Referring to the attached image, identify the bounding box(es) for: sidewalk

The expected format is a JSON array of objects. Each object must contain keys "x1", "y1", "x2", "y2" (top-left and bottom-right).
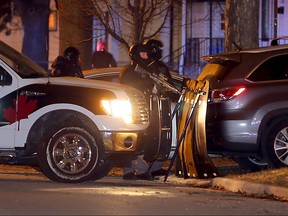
[{"x1": 160, "y1": 175, "x2": 288, "y2": 201}]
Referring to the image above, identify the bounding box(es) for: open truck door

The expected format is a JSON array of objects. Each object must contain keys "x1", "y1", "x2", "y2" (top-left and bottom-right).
[{"x1": 143, "y1": 95, "x2": 172, "y2": 162}]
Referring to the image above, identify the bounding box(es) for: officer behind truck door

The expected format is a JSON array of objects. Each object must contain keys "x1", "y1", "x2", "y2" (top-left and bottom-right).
[
  {"x1": 120, "y1": 41, "x2": 174, "y2": 180},
  {"x1": 120, "y1": 43, "x2": 167, "y2": 180}
]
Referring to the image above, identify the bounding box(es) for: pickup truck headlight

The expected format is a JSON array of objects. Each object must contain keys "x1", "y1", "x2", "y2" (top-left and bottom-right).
[{"x1": 101, "y1": 99, "x2": 133, "y2": 124}]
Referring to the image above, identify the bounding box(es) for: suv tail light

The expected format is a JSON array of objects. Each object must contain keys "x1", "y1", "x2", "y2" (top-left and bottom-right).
[{"x1": 210, "y1": 87, "x2": 246, "y2": 103}]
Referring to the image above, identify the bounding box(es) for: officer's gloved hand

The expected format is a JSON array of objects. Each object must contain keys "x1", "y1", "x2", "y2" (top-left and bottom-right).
[{"x1": 152, "y1": 84, "x2": 158, "y2": 94}]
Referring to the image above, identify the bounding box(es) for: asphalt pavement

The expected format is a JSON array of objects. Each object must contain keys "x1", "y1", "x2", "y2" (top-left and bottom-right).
[{"x1": 1, "y1": 161, "x2": 287, "y2": 202}]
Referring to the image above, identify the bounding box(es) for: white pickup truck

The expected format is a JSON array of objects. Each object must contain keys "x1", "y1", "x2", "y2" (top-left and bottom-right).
[{"x1": 0, "y1": 40, "x2": 150, "y2": 183}]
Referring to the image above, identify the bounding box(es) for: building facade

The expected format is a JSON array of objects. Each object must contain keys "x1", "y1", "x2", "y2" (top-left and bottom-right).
[{"x1": 0, "y1": 0, "x2": 287, "y2": 78}]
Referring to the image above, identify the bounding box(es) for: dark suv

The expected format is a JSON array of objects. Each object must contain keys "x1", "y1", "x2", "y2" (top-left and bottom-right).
[{"x1": 198, "y1": 43, "x2": 288, "y2": 171}]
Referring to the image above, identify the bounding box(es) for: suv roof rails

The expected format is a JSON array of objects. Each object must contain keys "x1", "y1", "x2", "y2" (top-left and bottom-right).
[{"x1": 270, "y1": 36, "x2": 288, "y2": 46}]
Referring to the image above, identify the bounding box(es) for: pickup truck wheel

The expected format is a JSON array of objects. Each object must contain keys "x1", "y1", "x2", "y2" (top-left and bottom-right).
[
  {"x1": 37, "y1": 125, "x2": 104, "y2": 183},
  {"x1": 262, "y1": 118, "x2": 288, "y2": 168},
  {"x1": 89, "y1": 162, "x2": 112, "y2": 180}
]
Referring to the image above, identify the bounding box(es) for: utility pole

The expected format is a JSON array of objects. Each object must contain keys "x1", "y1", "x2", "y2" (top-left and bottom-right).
[
  {"x1": 179, "y1": 0, "x2": 186, "y2": 75},
  {"x1": 274, "y1": 0, "x2": 278, "y2": 38},
  {"x1": 209, "y1": 0, "x2": 212, "y2": 55},
  {"x1": 169, "y1": 5, "x2": 173, "y2": 70}
]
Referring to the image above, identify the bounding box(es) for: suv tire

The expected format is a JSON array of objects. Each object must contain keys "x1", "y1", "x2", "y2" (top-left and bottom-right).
[
  {"x1": 232, "y1": 156, "x2": 268, "y2": 172},
  {"x1": 37, "y1": 124, "x2": 104, "y2": 183},
  {"x1": 262, "y1": 117, "x2": 288, "y2": 168}
]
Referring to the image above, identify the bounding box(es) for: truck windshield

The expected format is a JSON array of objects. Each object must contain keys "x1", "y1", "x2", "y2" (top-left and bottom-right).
[{"x1": 0, "y1": 41, "x2": 49, "y2": 78}]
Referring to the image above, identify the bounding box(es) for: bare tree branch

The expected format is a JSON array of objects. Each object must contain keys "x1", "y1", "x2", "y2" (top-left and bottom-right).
[{"x1": 86, "y1": 0, "x2": 173, "y2": 50}]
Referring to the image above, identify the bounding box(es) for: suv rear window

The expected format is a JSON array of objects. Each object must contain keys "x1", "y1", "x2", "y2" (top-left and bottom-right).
[{"x1": 247, "y1": 54, "x2": 288, "y2": 81}]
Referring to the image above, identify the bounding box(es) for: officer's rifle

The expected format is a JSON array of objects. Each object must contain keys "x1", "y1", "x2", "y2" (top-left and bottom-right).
[
  {"x1": 134, "y1": 65, "x2": 182, "y2": 95},
  {"x1": 135, "y1": 64, "x2": 191, "y2": 119}
]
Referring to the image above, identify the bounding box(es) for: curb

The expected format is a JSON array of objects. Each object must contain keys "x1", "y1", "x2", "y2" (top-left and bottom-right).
[
  {"x1": 158, "y1": 175, "x2": 211, "y2": 187},
  {"x1": 160, "y1": 175, "x2": 288, "y2": 201},
  {"x1": 211, "y1": 177, "x2": 288, "y2": 201}
]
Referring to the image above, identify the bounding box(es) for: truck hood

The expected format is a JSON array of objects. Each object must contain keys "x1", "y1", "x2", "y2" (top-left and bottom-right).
[{"x1": 48, "y1": 76, "x2": 136, "y2": 92}]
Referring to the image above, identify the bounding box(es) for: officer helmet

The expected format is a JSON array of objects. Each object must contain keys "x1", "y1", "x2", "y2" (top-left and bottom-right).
[
  {"x1": 144, "y1": 39, "x2": 163, "y2": 61},
  {"x1": 64, "y1": 46, "x2": 80, "y2": 63},
  {"x1": 129, "y1": 43, "x2": 148, "y2": 62}
]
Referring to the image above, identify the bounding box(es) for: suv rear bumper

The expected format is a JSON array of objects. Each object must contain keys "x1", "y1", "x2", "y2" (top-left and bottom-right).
[{"x1": 206, "y1": 119, "x2": 259, "y2": 154}]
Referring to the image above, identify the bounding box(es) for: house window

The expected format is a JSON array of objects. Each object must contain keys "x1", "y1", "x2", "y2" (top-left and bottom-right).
[{"x1": 49, "y1": 10, "x2": 57, "y2": 31}]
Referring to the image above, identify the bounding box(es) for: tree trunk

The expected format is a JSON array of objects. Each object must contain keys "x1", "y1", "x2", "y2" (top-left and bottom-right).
[
  {"x1": 57, "y1": 0, "x2": 93, "y2": 70},
  {"x1": 225, "y1": 0, "x2": 259, "y2": 51},
  {"x1": 13, "y1": 0, "x2": 50, "y2": 70}
]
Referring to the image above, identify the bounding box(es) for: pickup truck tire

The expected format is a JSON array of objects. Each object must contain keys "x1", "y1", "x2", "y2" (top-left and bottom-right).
[
  {"x1": 37, "y1": 124, "x2": 104, "y2": 183},
  {"x1": 89, "y1": 162, "x2": 112, "y2": 181}
]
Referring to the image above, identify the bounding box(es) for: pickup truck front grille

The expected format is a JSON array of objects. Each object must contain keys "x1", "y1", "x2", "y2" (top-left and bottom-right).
[{"x1": 127, "y1": 90, "x2": 149, "y2": 124}]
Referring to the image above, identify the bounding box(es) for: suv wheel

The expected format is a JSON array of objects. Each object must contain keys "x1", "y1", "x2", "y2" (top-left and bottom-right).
[
  {"x1": 263, "y1": 118, "x2": 288, "y2": 168},
  {"x1": 37, "y1": 124, "x2": 105, "y2": 183}
]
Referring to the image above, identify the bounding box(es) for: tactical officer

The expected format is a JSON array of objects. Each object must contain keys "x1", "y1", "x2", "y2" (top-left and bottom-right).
[
  {"x1": 51, "y1": 46, "x2": 84, "y2": 78},
  {"x1": 144, "y1": 39, "x2": 177, "y2": 100},
  {"x1": 120, "y1": 41, "x2": 173, "y2": 180},
  {"x1": 92, "y1": 41, "x2": 117, "y2": 68},
  {"x1": 120, "y1": 43, "x2": 154, "y2": 99}
]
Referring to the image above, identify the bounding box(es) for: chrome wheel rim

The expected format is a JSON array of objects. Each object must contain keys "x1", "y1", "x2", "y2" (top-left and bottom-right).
[
  {"x1": 52, "y1": 133, "x2": 92, "y2": 174},
  {"x1": 274, "y1": 127, "x2": 288, "y2": 165}
]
